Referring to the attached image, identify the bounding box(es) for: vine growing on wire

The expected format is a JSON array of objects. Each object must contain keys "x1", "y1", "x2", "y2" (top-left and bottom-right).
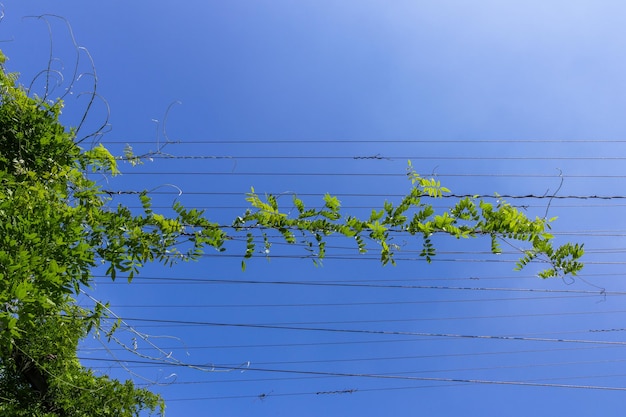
[{"x1": 0, "y1": 16, "x2": 583, "y2": 417}]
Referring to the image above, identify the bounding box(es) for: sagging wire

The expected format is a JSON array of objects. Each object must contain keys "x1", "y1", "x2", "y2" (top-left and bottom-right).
[{"x1": 80, "y1": 290, "x2": 251, "y2": 376}]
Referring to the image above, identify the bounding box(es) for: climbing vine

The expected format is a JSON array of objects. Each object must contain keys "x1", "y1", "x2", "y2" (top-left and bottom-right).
[{"x1": 0, "y1": 44, "x2": 583, "y2": 416}]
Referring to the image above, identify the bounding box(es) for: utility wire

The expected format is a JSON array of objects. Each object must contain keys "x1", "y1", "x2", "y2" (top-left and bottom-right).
[
  {"x1": 77, "y1": 356, "x2": 626, "y2": 392},
  {"x1": 88, "y1": 277, "x2": 622, "y2": 295},
  {"x1": 128, "y1": 355, "x2": 626, "y2": 381},
  {"x1": 103, "y1": 190, "x2": 626, "y2": 200},
  {"x1": 113, "y1": 154, "x2": 626, "y2": 160},
  {"x1": 112, "y1": 317, "x2": 626, "y2": 346},
  {"x1": 117, "y1": 171, "x2": 626, "y2": 179},
  {"x1": 103, "y1": 139, "x2": 626, "y2": 144}
]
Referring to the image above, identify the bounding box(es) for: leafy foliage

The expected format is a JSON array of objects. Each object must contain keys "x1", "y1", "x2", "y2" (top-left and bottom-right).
[
  {"x1": 0, "y1": 48, "x2": 583, "y2": 416},
  {"x1": 236, "y1": 162, "x2": 583, "y2": 276},
  {"x1": 0, "y1": 50, "x2": 180, "y2": 416}
]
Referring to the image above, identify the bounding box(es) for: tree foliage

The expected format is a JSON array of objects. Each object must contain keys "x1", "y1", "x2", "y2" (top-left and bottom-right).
[
  {"x1": 0, "y1": 49, "x2": 583, "y2": 416},
  {"x1": 0, "y1": 50, "x2": 174, "y2": 416}
]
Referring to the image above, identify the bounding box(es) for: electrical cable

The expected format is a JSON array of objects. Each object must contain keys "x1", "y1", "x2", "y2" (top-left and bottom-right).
[{"x1": 77, "y1": 356, "x2": 626, "y2": 392}]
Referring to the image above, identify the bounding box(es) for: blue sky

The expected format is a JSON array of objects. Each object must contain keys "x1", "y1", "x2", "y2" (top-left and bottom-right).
[{"x1": 3, "y1": 1, "x2": 626, "y2": 416}]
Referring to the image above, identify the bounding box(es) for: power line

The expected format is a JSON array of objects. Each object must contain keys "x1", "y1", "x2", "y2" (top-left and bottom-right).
[
  {"x1": 117, "y1": 171, "x2": 626, "y2": 179},
  {"x1": 82, "y1": 307, "x2": 626, "y2": 328},
  {"x1": 102, "y1": 139, "x2": 626, "y2": 144},
  {"x1": 127, "y1": 355, "x2": 626, "y2": 382},
  {"x1": 89, "y1": 354, "x2": 626, "y2": 392},
  {"x1": 104, "y1": 202, "x2": 626, "y2": 209},
  {"x1": 113, "y1": 155, "x2": 626, "y2": 161},
  {"x1": 77, "y1": 356, "x2": 626, "y2": 392},
  {"x1": 96, "y1": 313, "x2": 609, "y2": 329},
  {"x1": 80, "y1": 343, "x2": 617, "y2": 357},
  {"x1": 134, "y1": 251, "x2": 626, "y2": 265},
  {"x1": 90, "y1": 277, "x2": 613, "y2": 303},
  {"x1": 163, "y1": 375, "x2": 626, "y2": 401},
  {"x1": 204, "y1": 232, "x2": 626, "y2": 253},
  {"x1": 91, "y1": 277, "x2": 616, "y2": 295},
  {"x1": 103, "y1": 190, "x2": 626, "y2": 200},
  {"x1": 114, "y1": 317, "x2": 626, "y2": 346},
  {"x1": 164, "y1": 373, "x2": 626, "y2": 401}
]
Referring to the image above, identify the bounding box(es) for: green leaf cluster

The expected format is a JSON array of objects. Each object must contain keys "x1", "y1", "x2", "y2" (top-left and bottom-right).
[
  {"x1": 236, "y1": 163, "x2": 584, "y2": 277},
  {"x1": 0, "y1": 50, "x2": 167, "y2": 416}
]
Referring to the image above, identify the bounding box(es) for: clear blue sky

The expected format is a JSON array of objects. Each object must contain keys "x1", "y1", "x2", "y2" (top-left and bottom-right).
[{"x1": 3, "y1": 1, "x2": 626, "y2": 416}]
